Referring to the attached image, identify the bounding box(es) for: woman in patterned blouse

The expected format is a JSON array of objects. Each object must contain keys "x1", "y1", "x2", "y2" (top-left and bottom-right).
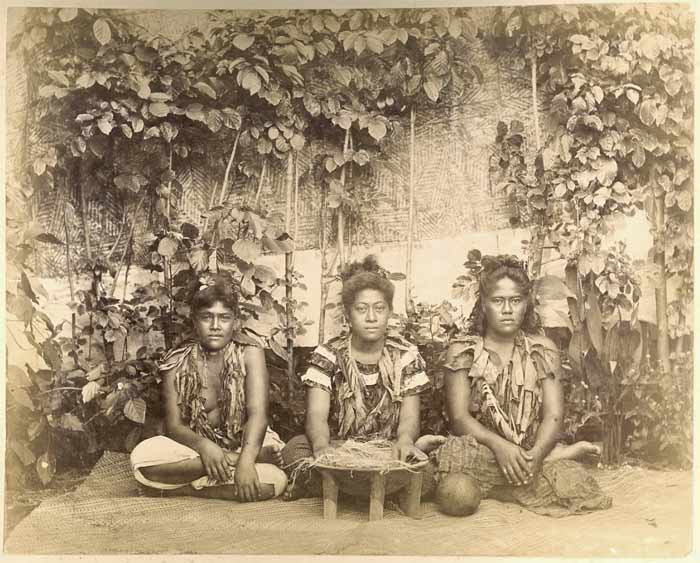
[
  {"x1": 433, "y1": 255, "x2": 610, "y2": 516},
  {"x1": 281, "y1": 255, "x2": 444, "y2": 498}
]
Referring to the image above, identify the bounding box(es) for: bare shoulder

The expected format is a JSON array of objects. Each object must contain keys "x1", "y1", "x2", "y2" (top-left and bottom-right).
[{"x1": 242, "y1": 344, "x2": 268, "y2": 371}]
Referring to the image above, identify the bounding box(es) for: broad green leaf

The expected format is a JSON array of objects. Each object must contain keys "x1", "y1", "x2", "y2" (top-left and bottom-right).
[
  {"x1": 591, "y1": 85, "x2": 604, "y2": 104},
  {"x1": 253, "y1": 264, "x2": 279, "y2": 287},
  {"x1": 448, "y1": 18, "x2": 462, "y2": 38},
  {"x1": 144, "y1": 126, "x2": 160, "y2": 140},
  {"x1": 58, "y1": 8, "x2": 78, "y2": 22},
  {"x1": 366, "y1": 35, "x2": 384, "y2": 54},
  {"x1": 150, "y1": 92, "x2": 171, "y2": 102},
  {"x1": 205, "y1": 110, "x2": 223, "y2": 133},
  {"x1": 240, "y1": 274, "x2": 256, "y2": 297},
  {"x1": 137, "y1": 83, "x2": 151, "y2": 100},
  {"x1": 676, "y1": 190, "x2": 692, "y2": 212},
  {"x1": 632, "y1": 144, "x2": 646, "y2": 168},
  {"x1": 157, "y1": 237, "x2": 179, "y2": 258},
  {"x1": 59, "y1": 413, "x2": 84, "y2": 432},
  {"x1": 353, "y1": 36, "x2": 367, "y2": 56},
  {"x1": 353, "y1": 149, "x2": 370, "y2": 166},
  {"x1": 120, "y1": 53, "x2": 136, "y2": 67},
  {"x1": 97, "y1": 118, "x2": 113, "y2": 135},
  {"x1": 10, "y1": 440, "x2": 36, "y2": 465},
  {"x1": 124, "y1": 397, "x2": 147, "y2": 424},
  {"x1": 194, "y1": 81, "x2": 217, "y2": 99},
  {"x1": 120, "y1": 124, "x2": 133, "y2": 139},
  {"x1": 350, "y1": 11, "x2": 364, "y2": 30},
  {"x1": 582, "y1": 115, "x2": 603, "y2": 131},
  {"x1": 323, "y1": 15, "x2": 340, "y2": 33},
  {"x1": 27, "y1": 417, "x2": 47, "y2": 442},
  {"x1": 33, "y1": 158, "x2": 46, "y2": 176},
  {"x1": 231, "y1": 239, "x2": 260, "y2": 263},
  {"x1": 303, "y1": 92, "x2": 321, "y2": 117},
  {"x1": 638, "y1": 99, "x2": 656, "y2": 126},
  {"x1": 81, "y1": 381, "x2": 101, "y2": 403},
  {"x1": 423, "y1": 79, "x2": 440, "y2": 102},
  {"x1": 8, "y1": 365, "x2": 32, "y2": 388},
  {"x1": 233, "y1": 34, "x2": 255, "y2": 51},
  {"x1": 149, "y1": 102, "x2": 170, "y2": 118},
  {"x1": 368, "y1": 119, "x2": 387, "y2": 141},
  {"x1": 664, "y1": 79, "x2": 682, "y2": 97},
  {"x1": 186, "y1": 103, "x2": 206, "y2": 122},
  {"x1": 425, "y1": 50, "x2": 449, "y2": 77},
  {"x1": 187, "y1": 248, "x2": 209, "y2": 272},
  {"x1": 48, "y1": 70, "x2": 69, "y2": 87},
  {"x1": 75, "y1": 113, "x2": 94, "y2": 122},
  {"x1": 269, "y1": 337, "x2": 289, "y2": 362},
  {"x1": 290, "y1": 133, "x2": 305, "y2": 151},
  {"x1": 625, "y1": 89, "x2": 639, "y2": 105},
  {"x1": 35, "y1": 232, "x2": 64, "y2": 245},
  {"x1": 534, "y1": 275, "x2": 575, "y2": 300},
  {"x1": 638, "y1": 33, "x2": 660, "y2": 60},
  {"x1": 93, "y1": 18, "x2": 111, "y2": 45},
  {"x1": 240, "y1": 69, "x2": 262, "y2": 95},
  {"x1": 586, "y1": 295, "x2": 604, "y2": 354}
]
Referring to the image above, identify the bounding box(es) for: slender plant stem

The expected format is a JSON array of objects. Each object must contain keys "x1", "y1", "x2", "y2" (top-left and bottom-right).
[
  {"x1": 405, "y1": 105, "x2": 416, "y2": 314},
  {"x1": 653, "y1": 193, "x2": 671, "y2": 372},
  {"x1": 337, "y1": 128, "x2": 351, "y2": 270},
  {"x1": 110, "y1": 191, "x2": 147, "y2": 296},
  {"x1": 529, "y1": 41, "x2": 545, "y2": 279},
  {"x1": 254, "y1": 160, "x2": 267, "y2": 208},
  {"x1": 220, "y1": 129, "x2": 242, "y2": 206}
]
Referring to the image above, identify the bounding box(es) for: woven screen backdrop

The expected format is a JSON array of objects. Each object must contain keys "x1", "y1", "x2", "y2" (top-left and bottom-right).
[{"x1": 6, "y1": 7, "x2": 542, "y2": 276}]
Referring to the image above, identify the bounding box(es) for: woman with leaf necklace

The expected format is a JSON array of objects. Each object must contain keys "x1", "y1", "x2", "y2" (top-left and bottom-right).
[
  {"x1": 282, "y1": 255, "x2": 445, "y2": 498},
  {"x1": 433, "y1": 255, "x2": 611, "y2": 516}
]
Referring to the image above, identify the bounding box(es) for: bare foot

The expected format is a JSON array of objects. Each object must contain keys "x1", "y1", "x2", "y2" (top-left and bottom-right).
[
  {"x1": 415, "y1": 434, "x2": 447, "y2": 454},
  {"x1": 547, "y1": 441, "x2": 602, "y2": 462},
  {"x1": 257, "y1": 444, "x2": 284, "y2": 466}
]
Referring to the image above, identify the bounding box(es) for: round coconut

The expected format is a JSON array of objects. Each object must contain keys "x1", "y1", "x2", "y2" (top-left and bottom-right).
[{"x1": 435, "y1": 473, "x2": 482, "y2": 516}]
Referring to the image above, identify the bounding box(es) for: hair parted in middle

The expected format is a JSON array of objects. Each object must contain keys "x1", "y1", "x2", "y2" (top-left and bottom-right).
[
  {"x1": 467, "y1": 254, "x2": 540, "y2": 336},
  {"x1": 340, "y1": 255, "x2": 395, "y2": 311},
  {"x1": 189, "y1": 272, "x2": 239, "y2": 316}
]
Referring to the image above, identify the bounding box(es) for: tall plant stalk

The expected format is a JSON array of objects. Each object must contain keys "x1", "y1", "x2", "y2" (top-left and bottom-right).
[
  {"x1": 528, "y1": 45, "x2": 545, "y2": 279},
  {"x1": 63, "y1": 203, "x2": 76, "y2": 341},
  {"x1": 405, "y1": 105, "x2": 416, "y2": 313},
  {"x1": 653, "y1": 194, "x2": 671, "y2": 372},
  {"x1": 254, "y1": 160, "x2": 267, "y2": 208},
  {"x1": 318, "y1": 182, "x2": 328, "y2": 343},
  {"x1": 337, "y1": 128, "x2": 351, "y2": 270},
  {"x1": 77, "y1": 161, "x2": 92, "y2": 261},
  {"x1": 110, "y1": 191, "x2": 147, "y2": 296},
  {"x1": 219, "y1": 128, "x2": 242, "y2": 206},
  {"x1": 284, "y1": 154, "x2": 295, "y2": 400}
]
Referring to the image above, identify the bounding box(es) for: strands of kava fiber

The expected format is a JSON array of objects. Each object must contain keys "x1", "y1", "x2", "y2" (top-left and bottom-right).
[{"x1": 285, "y1": 439, "x2": 426, "y2": 492}]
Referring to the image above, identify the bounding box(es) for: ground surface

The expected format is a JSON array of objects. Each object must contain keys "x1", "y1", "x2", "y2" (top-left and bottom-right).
[{"x1": 3, "y1": 452, "x2": 693, "y2": 557}]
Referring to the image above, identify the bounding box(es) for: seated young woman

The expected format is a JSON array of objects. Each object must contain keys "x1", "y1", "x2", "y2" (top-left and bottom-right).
[
  {"x1": 433, "y1": 255, "x2": 612, "y2": 516},
  {"x1": 281, "y1": 256, "x2": 445, "y2": 498},
  {"x1": 130, "y1": 274, "x2": 287, "y2": 501}
]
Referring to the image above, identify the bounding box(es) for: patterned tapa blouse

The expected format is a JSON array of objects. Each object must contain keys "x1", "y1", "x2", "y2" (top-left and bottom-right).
[
  {"x1": 301, "y1": 333, "x2": 431, "y2": 440},
  {"x1": 439, "y1": 331, "x2": 560, "y2": 450}
]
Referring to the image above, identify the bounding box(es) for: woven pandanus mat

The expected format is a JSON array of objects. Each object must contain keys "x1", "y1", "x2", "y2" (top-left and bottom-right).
[{"x1": 4, "y1": 451, "x2": 692, "y2": 556}]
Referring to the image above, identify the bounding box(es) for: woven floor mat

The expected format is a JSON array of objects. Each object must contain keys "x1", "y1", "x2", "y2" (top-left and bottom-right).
[{"x1": 4, "y1": 451, "x2": 692, "y2": 556}]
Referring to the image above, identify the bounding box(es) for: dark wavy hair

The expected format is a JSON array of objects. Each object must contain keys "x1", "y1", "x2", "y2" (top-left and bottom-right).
[
  {"x1": 340, "y1": 255, "x2": 395, "y2": 312},
  {"x1": 467, "y1": 254, "x2": 540, "y2": 336},
  {"x1": 190, "y1": 274, "x2": 239, "y2": 316}
]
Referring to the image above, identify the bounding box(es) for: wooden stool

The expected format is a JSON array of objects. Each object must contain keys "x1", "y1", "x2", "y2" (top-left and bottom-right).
[{"x1": 320, "y1": 468, "x2": 423, "y2": 521}]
